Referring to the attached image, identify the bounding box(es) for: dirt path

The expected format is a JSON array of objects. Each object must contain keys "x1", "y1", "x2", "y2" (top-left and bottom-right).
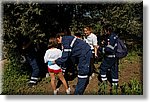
[
  {"x1": 16, "y1": 57, "x2": 142, "y2": 95},
  {"x1": 1, "y1": 57, "x2": 142, "y2": 95}
]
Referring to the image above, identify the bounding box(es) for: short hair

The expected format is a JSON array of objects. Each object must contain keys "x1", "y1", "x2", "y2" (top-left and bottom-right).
[
  {"x1": 103, "y1": 24, "x2": 113, "y2": 32},
  {"x1": 56, "y1": 33, "x2": 65, "y2": 38},
  {"x1": 74, "y1": 33, "x2": 82, "y2": 38},
  {"x1": 48, "y1": 37, "x2": 58, "y2": 48}
]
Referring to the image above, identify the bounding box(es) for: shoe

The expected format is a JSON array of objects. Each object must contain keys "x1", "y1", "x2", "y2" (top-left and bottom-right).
[
  {"x1": 28, "y1": 80, "x2": 37, "y2": 87},
  {"x1": 56, "y1": 88, "x2": 59, "y2": 91},
  {"x1": 89, "y1": 76, "x2": 92, "y2": 80},
  {"x1": 66, "y1": 87, "x2": 71, "y2": 95},
  {"x1": 54, "y1": 90, "x2": 58, "y2": 95},
  {"x1": 92, "y1": 73, "x2": 95, "y2": 77},
  {"x1": 46, "y1": 73, "x2": 50, "y2": 78}
]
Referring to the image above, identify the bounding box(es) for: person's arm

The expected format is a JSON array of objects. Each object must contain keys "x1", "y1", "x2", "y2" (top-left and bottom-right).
[
  {"x1": 104, "y1": 35, "x2": 118, "y2": 54},
  {"x1": 93, "y1": 35, "x2": 98, "y2": 57},
  {"x1": 55, "y1": 37, "x2": 71, "y2": 65},
  {"x1": 44, "y1": 50, "x2": 49, "y2": 63}
]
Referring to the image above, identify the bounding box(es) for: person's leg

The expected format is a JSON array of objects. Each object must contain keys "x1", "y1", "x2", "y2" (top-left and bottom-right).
[
  {"x1": 74, "y1": 51, "x2": 91, "y2": 95},
  {"x1": 99, "y1": 57, "x2": 116, "y2": 82},
  {"x1": 57, "y1": 72, "x2": 70, "y2": 94},
  {"x1": 30, "y1": 58, "x2": 39, "y2": 77},
  {"x1": 57, "y1": 72, "x2": 68, "y2": 89},
  {"x1": 111, "y1": 59, "x2": 119, "y2": 94},
  {"x1": 74, "y1": 77, "x2": 89, "y2": 95},
  {"x1": 49, "y1": 72, "x2": 57, "y2": 94},
  {"x1": 56, "y1": 64, "x2": 68, "y2": 90},
  {"x1": 27, "y1": 57, "x2": 39, "y2": 86},
  {"x1": 99, "y1": 59, "x2": 109, "y2": 82},
  {"x1": 111, "y1": 60, "x2": 119, "y2": 86},
  {"x1": 89, "y1": 54, "x2": 95, "y2": 79},
  {"x1": 98, "y1": 57, "x2": 116, "y2": 94}
]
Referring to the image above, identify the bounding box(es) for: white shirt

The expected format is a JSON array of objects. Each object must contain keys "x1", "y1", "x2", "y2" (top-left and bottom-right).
[
  {"x1": 44, "y1": 48, "x2": 62, "y2": 70},
  {"x1": 84, "y1": 33, "x2": 98, "y2": 51}
]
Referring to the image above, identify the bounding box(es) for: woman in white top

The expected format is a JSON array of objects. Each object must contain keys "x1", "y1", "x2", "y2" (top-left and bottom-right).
[
  {"x1": 44, "y1": 37, "x2": 70, "y2": 95},
  {"x1": 84, "y1": 26, "x2": 98, "y2": 78}
]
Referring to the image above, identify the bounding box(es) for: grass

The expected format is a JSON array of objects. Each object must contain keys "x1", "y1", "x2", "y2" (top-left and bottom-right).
[
  {"x1": 1, "y1": 50, "x2": 143, "y2": 95},
  {"x1": 2, "y1": 61, "x2": 29, "y2": 95}
]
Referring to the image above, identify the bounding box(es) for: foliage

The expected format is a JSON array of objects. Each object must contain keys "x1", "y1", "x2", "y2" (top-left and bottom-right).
[
  {"x1": 2, "y1": 2, "x2": 143, "y2": 95},
  {"x1": 2, "y1": 61, "x2": 29, "y2": 95},
  {"x1": 120, "y1": 79, "x2": 143, "y2": 95},
  {"x1": 3, "y1": 2, "x2": 143, "y2": 61},
  {"x1": 70, "y1": 3, "x2": 143, "y2": 36}
]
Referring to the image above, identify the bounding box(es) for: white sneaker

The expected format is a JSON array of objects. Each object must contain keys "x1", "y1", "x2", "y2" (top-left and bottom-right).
[
  {"x1": 66, "y1": 87, "x2": 71, "y2": 95},
  {"x1": 89, "y1": 76, "x2": 92, "y2": 80},
  {"x1": 92, "y1": 73, "x2": 95, "y2": 77},
  {"x1": 56, "y1": 88, "x2": 59, "y2": 91},
  {"x1": 54, "y1": 90, "x2": 58, "y2": 95},
  {"x1": 46, "y1": 73, "x2": 50, "y2": 78}
]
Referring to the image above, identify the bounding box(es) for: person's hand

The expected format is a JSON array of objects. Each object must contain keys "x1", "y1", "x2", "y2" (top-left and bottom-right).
[
  {"x1": 20, "y1": 55, "x2": 26, "y2": 63},
  {"x1": 48, "y1": 61, "x2": 54, "y2": 66},
  {"x1": 101, "y1": 40, "x2": 105, "y2": 45},
  {"x1": 95, "y1": 54, "x2": 98, "y2": 58}
]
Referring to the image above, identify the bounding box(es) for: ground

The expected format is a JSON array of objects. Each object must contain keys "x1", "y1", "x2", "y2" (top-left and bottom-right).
[{"x1": 10, "y1": 54, "x2": 142, "y2": 95}]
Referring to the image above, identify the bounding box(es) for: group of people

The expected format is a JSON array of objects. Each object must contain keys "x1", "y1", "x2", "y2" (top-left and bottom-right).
[{"x1": 20, "y1": 24, "x2": 119, "y2": 95}]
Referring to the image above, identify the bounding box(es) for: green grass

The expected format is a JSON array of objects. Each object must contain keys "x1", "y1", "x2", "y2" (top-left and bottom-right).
[
  {"x1": 120, "y1": 79, "x2": 143, "y2": 95},
  {"x1": 2, "y1": 61, "x2": 29, "y2": 95},
  {"x1": 2, "y1": 50, "x2": 143, "y2": 95}
]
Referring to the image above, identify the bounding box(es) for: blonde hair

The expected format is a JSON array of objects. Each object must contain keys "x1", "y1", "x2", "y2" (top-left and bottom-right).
[{"x1": 84, "y1": 26, "x2": 93, "y2": 32}]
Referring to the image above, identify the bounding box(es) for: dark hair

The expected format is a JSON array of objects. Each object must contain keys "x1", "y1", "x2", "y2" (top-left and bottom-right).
[
  {"x1": 21, "y1": 36, "x2": 30, "y2": 45},
  {"x1": 74, "y1": 33, "x2": 82, "y2": 38},
  {"x1": 63, "y1": 28, "x2": 71, "y2": 36},
  {"x1": 103, "y1": 24, "x2": 113, "y2": 33},
  {"x1": 56, "y1": 33, "x2": 65, "y2": 38},
  {"x1": 48, "y1": 37, "x2": 58, "y2": 48}
]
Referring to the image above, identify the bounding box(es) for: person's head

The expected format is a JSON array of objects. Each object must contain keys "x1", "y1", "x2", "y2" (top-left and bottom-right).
[
  {"x1": 84, "y1": 26, "x2": 92, "y2": 36},
  {"x1": 103, "y1": 24, "x2": 113, "y2": 35},
  {"x1": 63, "y1": 28, "x2": 71, "y2": 36},
  {"x1": 21, "y1": 36, "x2": 31, "y2": 50},
  {"x1": 48, "y1": 37, "x2": 58, "y2": 48},
  {"x1": 74, "y1": 33, "x2": 82, "y2": 38},
  {"x1": 56, "y1": 33, "x2": 64, "y2": 44}
]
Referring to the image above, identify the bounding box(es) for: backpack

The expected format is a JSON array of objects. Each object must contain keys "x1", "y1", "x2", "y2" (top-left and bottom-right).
[{"x1": 115, "y1": 38, "x2": 128, "y2": 58}]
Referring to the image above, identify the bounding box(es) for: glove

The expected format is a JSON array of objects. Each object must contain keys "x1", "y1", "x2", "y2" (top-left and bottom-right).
[{"x1": 48, "y1": 61, "x2": 54, "y2": 66}]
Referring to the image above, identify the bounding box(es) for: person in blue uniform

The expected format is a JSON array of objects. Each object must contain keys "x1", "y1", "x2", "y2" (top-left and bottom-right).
[
  {"x1": 49, "y1": 33, "x2": 92, "y2": 95},
  {"x1": 20, "y1": 36, "x2": 40, "y2": 87},
  {"x1": 98, "y1": 24, "x2": 119, "y2": 94}
]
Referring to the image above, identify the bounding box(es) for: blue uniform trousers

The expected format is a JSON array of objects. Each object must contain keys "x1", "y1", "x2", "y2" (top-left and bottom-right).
[
  {"x1": 99, "y1": 57, "x2": 119, "y2": 85},
  {"x1": 26, "y1": 56, "x2": 39, "y2": 78},
  {"x1": 74, "y1": 50, "x2": 91, "y2": 95}
]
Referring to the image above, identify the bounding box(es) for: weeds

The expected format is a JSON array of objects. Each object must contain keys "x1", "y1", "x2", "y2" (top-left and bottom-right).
[{"x1": 120, "y1": 79, "x2": 143, "y2": 95}]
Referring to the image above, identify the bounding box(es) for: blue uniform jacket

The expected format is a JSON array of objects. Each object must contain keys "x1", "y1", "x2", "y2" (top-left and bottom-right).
[
  {"x1": 99, "y1": 33, "x2": 118, "y2": 55},
  {"x1": 55, "y1": 36, "x2": 91, "y2": 66}
]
